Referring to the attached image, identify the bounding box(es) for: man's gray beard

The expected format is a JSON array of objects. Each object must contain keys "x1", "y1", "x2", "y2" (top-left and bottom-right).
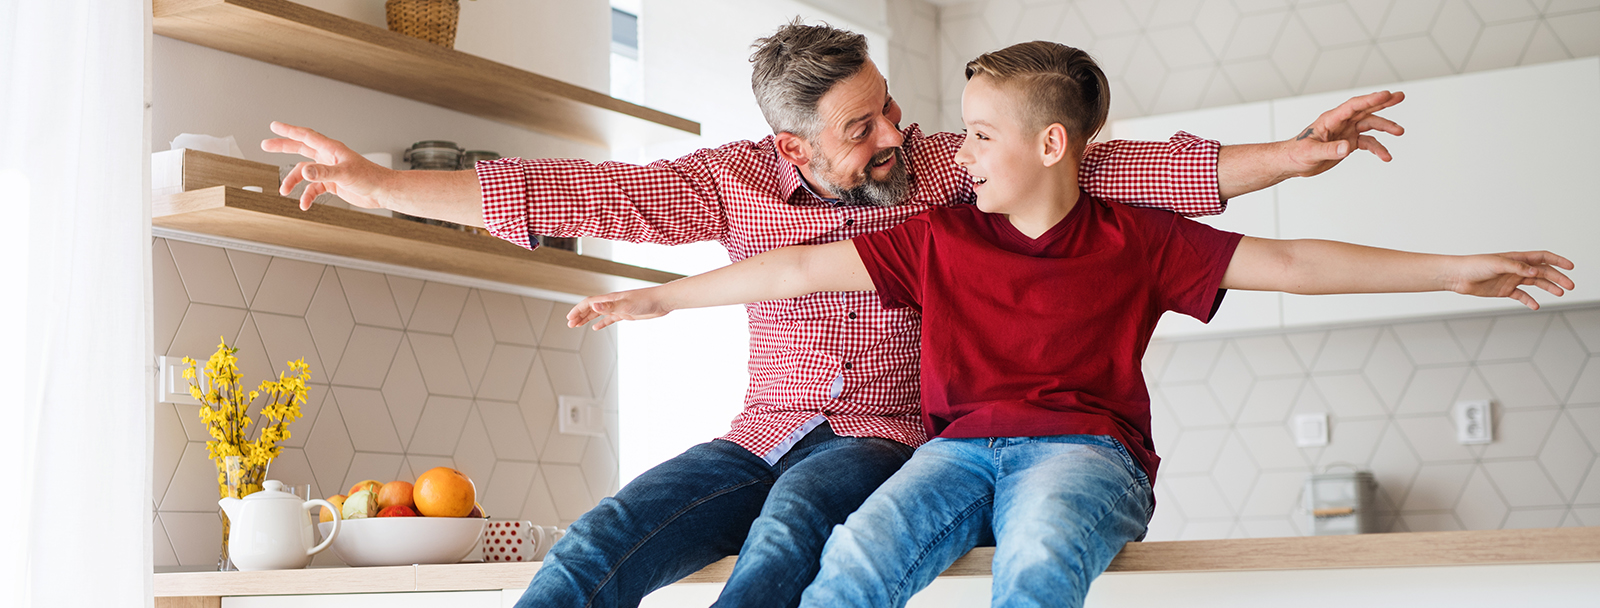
[{"x1": 813, "y1": 147, "x2": 911, "y2": 207}]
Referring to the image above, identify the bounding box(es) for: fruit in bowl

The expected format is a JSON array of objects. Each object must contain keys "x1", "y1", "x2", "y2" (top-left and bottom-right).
[
  {"x1": 414, "y1": 467, "x2": 476, "y2": 517},
  {"x1": 317, "y1": 516, "x2": 486, "y2": 566}
]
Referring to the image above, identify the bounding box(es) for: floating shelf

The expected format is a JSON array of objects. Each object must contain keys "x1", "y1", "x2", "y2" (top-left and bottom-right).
[
  {"x1": 152, "y1": 0, "x2": 700, "y2": 148},
  {"x1": 154, "y1": 186, "x2": 684, "y2": 296}
]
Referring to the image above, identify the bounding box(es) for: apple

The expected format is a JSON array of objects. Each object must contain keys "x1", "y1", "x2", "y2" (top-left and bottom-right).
[
  {"x1": 342, "y1": 489, "x2": 377, "y2": 520},
  {"x1": 320, "y1": 494, "x2": 347, "y2": 523},
  {"x1": 377, "y1": 504, "x2": 418, "y2": 517},
  {"x1": 348, "y1": 480, "x2": 382, "y2": 496}
]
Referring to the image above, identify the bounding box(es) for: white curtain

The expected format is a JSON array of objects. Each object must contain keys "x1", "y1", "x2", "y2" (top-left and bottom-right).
[{"x1": 0, "y1": 1, "x2": 154, "y2": 607}]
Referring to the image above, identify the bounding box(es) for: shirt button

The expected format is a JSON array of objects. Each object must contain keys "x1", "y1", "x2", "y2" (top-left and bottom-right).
[
  {"x1": 844, "y1": 218, "x2": 855, "y2": 226},
  {"x1": 843, "y1": 362, "x2": 853, "y2": 370},
  {"x1": 847, "y1": 311, "x2": 857, "y2": 319}
]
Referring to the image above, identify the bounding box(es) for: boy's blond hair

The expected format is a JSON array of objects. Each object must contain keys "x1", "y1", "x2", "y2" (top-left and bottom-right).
[{"x1": 964, "y1": 41, "x2": 1109, "y2": 154}]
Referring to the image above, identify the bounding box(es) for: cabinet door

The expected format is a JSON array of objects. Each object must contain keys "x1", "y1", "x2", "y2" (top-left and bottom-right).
[
  {"x1": 1273, "y1": 57, "x2": 1600, "y2": 327},
  {"x1": 1112, "y1": 102, "x2": 1283, "y2": 338},
  {"x1": 226, "y1": 590, "x2": 501, "y2": 608}
]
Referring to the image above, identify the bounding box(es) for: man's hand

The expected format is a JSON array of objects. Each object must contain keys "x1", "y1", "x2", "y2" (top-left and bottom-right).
[
  {"x1": 261, "y1": 122, "x2": 390, "y2": 211},
  {"x1": 1281, "y1": 90, "x2": 1406, "y2": 178},
  {"x1": 1445, "y1": 251, "x2": 1575, "y2": 310},
  {"x1": 1216, "y1": 91, "x2": 1406, "y2": 199},
  {"x1": 568, "y1": 288, "x2": 675, "y2": 331}
]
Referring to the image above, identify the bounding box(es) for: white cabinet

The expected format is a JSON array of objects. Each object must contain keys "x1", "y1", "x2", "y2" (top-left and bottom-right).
[
  {"x1": 225, "y1": 590, "x2": 502, "y2": 608},
  {"x1": 1115, "y1": 57, "x2": 1600, "y2": 337}
]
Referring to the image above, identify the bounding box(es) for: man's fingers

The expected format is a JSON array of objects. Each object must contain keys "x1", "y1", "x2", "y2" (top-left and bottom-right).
[
  {"x1": 299, "y1": 181, "x2": 327, "y2": 211},
  {"x1": 1355, "y1": 114, "x2": 1405, "y2": 136},
  {"x1": 261, "y1": 137, "x2": 318, "y2": 158},
  {"x1": 1356, "y1": 135, "x2": 1392, "y2": 162},
  {"x1": 269, "y1": 121, "x2": 335, "y2": 149}
]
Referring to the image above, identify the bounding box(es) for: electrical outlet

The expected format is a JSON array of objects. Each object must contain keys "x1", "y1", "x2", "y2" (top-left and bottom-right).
[
  {"x1": 1294, "y1": 413, "x2": 1329, "y2": 447},
  {"x1": 1455, "y1": 400, "x2": 1493, "y2": 444},
  {"x1": 558, "y1": 396, "x2": 605, "y2": 437},
  {"x1": 157, "y1": 356, "x2": 202, "y2": 405}
]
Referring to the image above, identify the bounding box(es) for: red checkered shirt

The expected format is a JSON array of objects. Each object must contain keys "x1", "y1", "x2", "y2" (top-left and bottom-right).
[{"x1": 478, "y1": 125, "x2": 1223, "y2": 461}]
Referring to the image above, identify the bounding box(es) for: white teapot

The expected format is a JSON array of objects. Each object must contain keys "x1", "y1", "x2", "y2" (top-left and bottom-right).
[{"x1": 219, "y1": 480, "x2": 341, "y2": 571}]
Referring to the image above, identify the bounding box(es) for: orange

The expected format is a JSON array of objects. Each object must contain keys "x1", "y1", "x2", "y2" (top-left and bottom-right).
[
  {"x1": 413, "y1": 467, "x2": 476, "y2": 517},
  {"x1": 378, "y1": 480, "x2": 415, "y2": 510},
  {"x1": 320, "y1": 494, "x2": 347, "y2": 523},
  {"x1": 348, "y1": 480, "x2": 382, "y2": 496}
]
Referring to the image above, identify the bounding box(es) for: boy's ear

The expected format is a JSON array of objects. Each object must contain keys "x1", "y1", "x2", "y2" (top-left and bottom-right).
[
  {"x1": 774, "y1": 132, "x2": 812, "y2": 167},
  {"x1": 1039, "y1": 123, "x2": 1070, "y2": 168}
]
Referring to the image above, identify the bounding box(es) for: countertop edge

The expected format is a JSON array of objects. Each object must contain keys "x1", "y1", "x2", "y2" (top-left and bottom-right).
[{"x1": 155, "y1": 526, "x2": 1600, "y2": 597}]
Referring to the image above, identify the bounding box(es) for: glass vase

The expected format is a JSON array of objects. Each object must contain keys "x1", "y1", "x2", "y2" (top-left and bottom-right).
[{"x1": 216, "y1": 455, "x2": 269, "y2": 571}]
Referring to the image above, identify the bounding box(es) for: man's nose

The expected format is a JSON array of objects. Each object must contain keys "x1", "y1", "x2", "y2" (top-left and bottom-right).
[{"x1": 876, "y1": 112, "x2": 904, "y2": 149}]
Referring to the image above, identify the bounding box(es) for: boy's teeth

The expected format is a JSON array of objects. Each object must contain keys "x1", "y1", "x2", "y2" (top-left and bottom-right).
[{"x1": 974, "y1": 177, "x2": 987, "y2": 184}]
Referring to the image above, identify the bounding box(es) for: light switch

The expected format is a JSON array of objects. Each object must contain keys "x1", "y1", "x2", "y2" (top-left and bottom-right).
[
  {"x1": 1294, "y1": 413, "x2": 1329, "y2": 447},
  {"x1": 157, "y1": 356, "x2": 203, "y2": 405},
  {"x1": 1454, "y1": 400, "x2": 1493, "y2": 444}
]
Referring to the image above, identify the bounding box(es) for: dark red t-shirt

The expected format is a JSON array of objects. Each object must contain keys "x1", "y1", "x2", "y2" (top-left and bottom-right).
[{"x1": 853, "y1": 194, "x2": 1242, "y2": 482}]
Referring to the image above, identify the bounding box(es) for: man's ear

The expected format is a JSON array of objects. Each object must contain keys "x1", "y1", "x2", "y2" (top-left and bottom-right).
[
  {"x1": 1040, "y1": 123, "x2": 1071, "y2": 168},
  {"x1": 774, "y1": 132, "x2": 812, "y2": 167}
]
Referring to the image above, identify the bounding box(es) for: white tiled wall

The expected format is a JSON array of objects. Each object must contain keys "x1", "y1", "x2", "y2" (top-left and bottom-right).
[
  {"x1": 928, "y1": 0, "x2": 1600, "y2": 130},
  {"x1": 1142, "y1": 304, "x2": 1600, "y2": 541},
  {"x1": 151, "y1": 237, "x2": 619, "y2": 568}
]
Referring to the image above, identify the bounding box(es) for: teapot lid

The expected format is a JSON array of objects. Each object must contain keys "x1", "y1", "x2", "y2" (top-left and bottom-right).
[{"x1": 241, "y1": 480, "x2": 300, "y2": 502}]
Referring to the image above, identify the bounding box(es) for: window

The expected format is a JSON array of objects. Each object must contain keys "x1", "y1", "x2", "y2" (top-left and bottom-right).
[{"x1": 609, "y1": 2, "x2": 642, "y2": 103}]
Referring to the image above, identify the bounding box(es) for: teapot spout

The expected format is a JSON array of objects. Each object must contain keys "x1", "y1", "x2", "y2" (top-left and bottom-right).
[{"x1": 219, "y1": 496, "x2": 243, "y2": 521}]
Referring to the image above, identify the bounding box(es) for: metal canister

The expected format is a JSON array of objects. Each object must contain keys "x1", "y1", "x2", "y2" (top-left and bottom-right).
[
  {"x1": 1306, "y1": 469, "x2": 1378, "y2": 535},
  {"x1": 460, "y1": 150, "x2": 501, "y2": 168},
  {"x1": 403, "y1": 140, "x2": 464, "y2": 170}
]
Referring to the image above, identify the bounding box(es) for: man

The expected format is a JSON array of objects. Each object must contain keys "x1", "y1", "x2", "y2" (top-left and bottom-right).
[{"x1": 264, "y1": 22, "x2": 1404, "y2": 608}]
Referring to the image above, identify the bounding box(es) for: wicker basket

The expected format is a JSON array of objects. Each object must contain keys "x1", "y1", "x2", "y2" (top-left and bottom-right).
[{"x1": 385, "y1": 0, "x2": 461, "y2": 48}]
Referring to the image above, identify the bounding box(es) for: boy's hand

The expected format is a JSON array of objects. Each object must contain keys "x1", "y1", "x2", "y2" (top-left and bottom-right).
[
  {"x1": 262, "y1": 121, "x2": 390, "y2": 211},
  {"x1": 1446, "y1": 251, "x2": 1575, "y2": 310},
  {"x1": 568, "y1": 288, "x2": 673, "y2": 330}
]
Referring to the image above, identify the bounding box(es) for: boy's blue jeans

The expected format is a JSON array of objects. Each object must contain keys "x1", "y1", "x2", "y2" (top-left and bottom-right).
[
  {"x1": 797, "y1": 434, "x2": 1155, "y2": 608},
  {"x1": 511, "y1": 422, "x2": 914, "y2": 608}
]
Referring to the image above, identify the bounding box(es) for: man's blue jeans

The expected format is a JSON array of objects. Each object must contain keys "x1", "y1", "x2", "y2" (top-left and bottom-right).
[
  {"x1": 511, "y1": 422, "x2": 914, "y2": 608},
  {"x1": 797, "y1": 434, "x2": 1154, "y2": 608}
]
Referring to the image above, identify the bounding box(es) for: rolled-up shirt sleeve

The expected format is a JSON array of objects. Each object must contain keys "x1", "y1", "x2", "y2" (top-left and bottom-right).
[
  {"x1": 1080, "y1": 131, "x2": 1224, "y2": 217},
  {"x1": 477, "y1": 147, "x2": 734, "y2": 250}
]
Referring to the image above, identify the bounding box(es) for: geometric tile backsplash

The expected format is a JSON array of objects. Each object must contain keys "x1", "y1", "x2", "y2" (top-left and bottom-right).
[
  {"x1": 151, "y1": 237, "x2": 619, "y2": 567},
  {"x1": 1141, "y1": 304, "x2": 1600, "y2": 541},
  {"x1": 919, "y1": 0, "x2": 1600, "y2": 131}
]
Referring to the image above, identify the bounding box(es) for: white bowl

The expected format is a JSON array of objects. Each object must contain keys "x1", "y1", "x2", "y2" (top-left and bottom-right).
[{"x1": 317, "y1": 517, "x2": 486, "y2": 567}]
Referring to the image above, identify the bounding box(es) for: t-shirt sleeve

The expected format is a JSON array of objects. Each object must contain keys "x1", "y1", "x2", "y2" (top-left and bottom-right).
[
  {"x1": 1152, "y1": 213, "x2": 1244, "y2": 322},
  {"x1": 852, "y1": 211, "x2": 934, "y2": 311}
]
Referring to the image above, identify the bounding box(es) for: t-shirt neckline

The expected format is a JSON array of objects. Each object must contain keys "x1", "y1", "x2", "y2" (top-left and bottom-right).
[{"x1": 992, "y1": 192, "x2": 1090, "y2": 253}]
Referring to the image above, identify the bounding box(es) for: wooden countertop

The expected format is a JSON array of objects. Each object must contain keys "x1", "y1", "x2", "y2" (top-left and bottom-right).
[{"x1": 155, "y1": 526, "x2": 1600, "y2": 598}]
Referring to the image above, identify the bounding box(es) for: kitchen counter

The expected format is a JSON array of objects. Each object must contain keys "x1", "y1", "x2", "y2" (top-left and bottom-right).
[{"x1": 154, "y1": 526, "x2": 1600, "y2": 605}]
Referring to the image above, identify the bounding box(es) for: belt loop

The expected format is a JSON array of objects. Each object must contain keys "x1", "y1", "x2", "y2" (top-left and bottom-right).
[{"x1": 987, "y1": 437, "x2": 994, "y2": 448}]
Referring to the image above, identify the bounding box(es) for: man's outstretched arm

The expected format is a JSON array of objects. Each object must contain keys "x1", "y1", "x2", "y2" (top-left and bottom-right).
[
  {"x1": 262, "y1": 122, "x2": 485, "y2": 226},
  {"x1": 1215, "y1": 90, "x2": 1406, "y2": 200},
  {"x1": 567, "y1": 240, "x2": 873, "y2": 330},
  {"x1": 1222, "y1": 237, "x2": 1574, "y2": 309}
]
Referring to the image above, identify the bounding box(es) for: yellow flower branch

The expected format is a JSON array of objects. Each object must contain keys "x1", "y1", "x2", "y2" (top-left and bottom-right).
[{"x1": 182, "y1": 337, "x2": 312, "y2": 497}]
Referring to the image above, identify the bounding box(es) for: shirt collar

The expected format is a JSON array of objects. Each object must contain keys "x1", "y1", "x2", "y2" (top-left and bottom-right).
[{"x1": 777, "y1": 157, "x2": 837, "y2": 205}]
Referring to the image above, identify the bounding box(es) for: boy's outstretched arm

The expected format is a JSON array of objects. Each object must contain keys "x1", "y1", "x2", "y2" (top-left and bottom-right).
[
  {"x1": 568, "y1": 240, "x2": 873, "y2": 330},
  {"x1": 1222, "y1": 238, "x2": 1575, "y2": 309}
]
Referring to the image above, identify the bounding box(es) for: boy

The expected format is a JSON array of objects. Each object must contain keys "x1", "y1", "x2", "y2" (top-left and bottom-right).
[{"x1": 566, "y1": 42, "x2": 1573, "y2": 608}]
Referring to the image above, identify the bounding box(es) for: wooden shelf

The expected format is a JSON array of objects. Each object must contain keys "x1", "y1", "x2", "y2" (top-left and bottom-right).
[
  {"x1": 152, "y1": 0, "x2": 700, "y2": 148},
  {"x1": 154, "y1": 186, "x2": 684, "y2": 296}
]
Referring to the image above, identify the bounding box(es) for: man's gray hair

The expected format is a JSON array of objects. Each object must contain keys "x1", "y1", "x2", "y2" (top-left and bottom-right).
[{"x1": 749, "y1": 19, "x2": 870, "y2": 140}]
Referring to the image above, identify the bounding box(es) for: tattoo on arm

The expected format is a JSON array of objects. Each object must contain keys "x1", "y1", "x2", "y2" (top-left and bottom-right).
[{"x1": 1296, "y1": 127, "x2": 1315, "y2": 141}]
